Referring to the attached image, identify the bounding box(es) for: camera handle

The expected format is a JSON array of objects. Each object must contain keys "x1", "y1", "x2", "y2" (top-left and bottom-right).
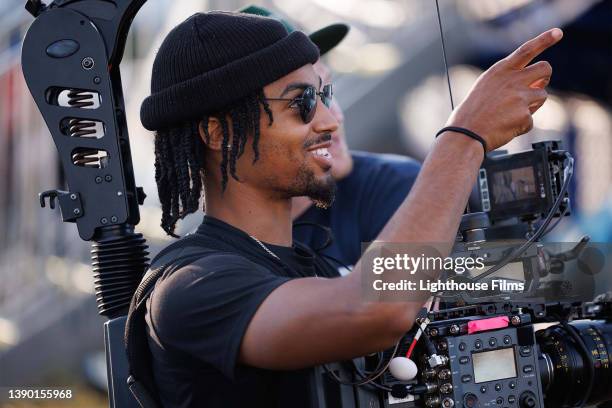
[{"x1": 22, "y1": 1, "x2": 149, "y2": 406}]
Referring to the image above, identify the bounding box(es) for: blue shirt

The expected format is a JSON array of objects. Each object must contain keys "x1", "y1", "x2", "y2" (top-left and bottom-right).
[{"x1": 293, "y1": 151, "x2": 421, "y2": 269}]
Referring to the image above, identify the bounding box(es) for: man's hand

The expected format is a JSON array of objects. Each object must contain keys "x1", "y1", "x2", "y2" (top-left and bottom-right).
[{"x1": 446, "y1": 28, "x2": 563, "y2": 151}]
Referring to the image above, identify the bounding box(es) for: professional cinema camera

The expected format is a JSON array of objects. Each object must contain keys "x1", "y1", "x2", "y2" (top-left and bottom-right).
[
  {"x1": 335, "y1": 134, "x2": 608, "y2": 408},
  {"x1": 372, "y1": 297, "x2": 612, "y2": 408},
  {"x1": 318, "y1": 296, "x2": 612, "y2": 408},
  {"x1": 317, "y1": 143, "x2": 611, "y2": 408}
]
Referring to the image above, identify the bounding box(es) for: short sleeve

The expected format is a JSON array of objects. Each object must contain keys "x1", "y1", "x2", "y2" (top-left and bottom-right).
[
  {"x1": 360, "y1": 154, "x2": 421, "y2": 241},
  {"x1": 146, "y1": 253, "x2": 291, "y2": 379}
]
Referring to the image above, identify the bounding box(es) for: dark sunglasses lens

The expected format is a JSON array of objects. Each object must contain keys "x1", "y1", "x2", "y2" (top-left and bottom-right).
[
  {"x1": 322, "y1": 85, "x2": 332, "y2": 107},
  {"x1": 300, "y1": 87, "x2": 317, "y2": 123}
]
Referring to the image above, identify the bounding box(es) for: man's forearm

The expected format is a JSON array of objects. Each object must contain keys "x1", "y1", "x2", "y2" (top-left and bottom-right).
[
  {"x1": 377, "y1": 131, "x2": 484, "y2": 246},
  {"x1": 346, "y1": 131, "x2": 484, "y2": 324}
]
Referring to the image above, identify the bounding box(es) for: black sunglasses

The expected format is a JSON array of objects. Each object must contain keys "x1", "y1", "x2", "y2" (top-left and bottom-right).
[{"x1": 266, "y1": 84, "x2": 333, "y2": 124}]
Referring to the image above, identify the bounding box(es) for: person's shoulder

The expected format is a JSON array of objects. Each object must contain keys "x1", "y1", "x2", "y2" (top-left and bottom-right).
[
  {"x1": 149, "y1": 251, "x2": 277, "y2": 325},
  {"x1": 147, "y1": 249, "x2": 289, "y2": 353},
  {"x1": 351, "y1": 150, "x2": 420, "y2": 168},
  {"x1": 349, "y1": 150, "x2": 421, "y2": 178},
  {"x1": 153, "y1": 251, "x2": 263, "y2": 297},
  {"x1": 187, "y1": 251, "x2": 257, "y2": 268}
]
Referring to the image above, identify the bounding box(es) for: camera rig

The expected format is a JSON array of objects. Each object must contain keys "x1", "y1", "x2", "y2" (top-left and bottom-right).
[
  {"x1": 21, "y1": 0, "x2": 149, "y2": 406},
  {"x1": 377, "y1": 297, "x2": 612, "y2": 408},
  {"x1": 447, "y1": 140, "x2": 577, "y2": 304},
  {"x1": 316, "y1": 296, "x2": 612, "y2": 408},
  {"x1": 317, "y1": 138, "x2": 611, "y2": 408}
]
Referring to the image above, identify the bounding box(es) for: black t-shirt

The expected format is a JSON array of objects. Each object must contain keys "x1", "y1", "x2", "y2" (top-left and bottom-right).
[
  {"x1": 294, "y1": 151, "x2": 421, "y2": 269},
  {"x1": 145, "y1": 216, "x2": 340, "y2": 408}
]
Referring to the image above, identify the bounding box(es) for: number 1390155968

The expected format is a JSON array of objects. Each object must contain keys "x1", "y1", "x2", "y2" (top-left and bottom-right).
[{"x1": 5, "y1": 388, "x2": 73, "y2": 399}]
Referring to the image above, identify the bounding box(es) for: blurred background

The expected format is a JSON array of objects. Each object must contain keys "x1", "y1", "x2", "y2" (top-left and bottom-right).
[{"x1": 0, "y1": 0, "x2": 610, "y2": 406}]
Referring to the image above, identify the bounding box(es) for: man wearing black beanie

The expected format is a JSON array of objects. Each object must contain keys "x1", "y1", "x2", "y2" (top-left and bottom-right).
[{"x1": 141, "y1": 10, "x2": 562, "y2": 407}]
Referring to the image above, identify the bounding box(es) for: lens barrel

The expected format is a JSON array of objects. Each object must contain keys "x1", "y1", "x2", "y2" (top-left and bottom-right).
[{"x1": 537, "y1": 320, "x2": 612, "y2": 407}]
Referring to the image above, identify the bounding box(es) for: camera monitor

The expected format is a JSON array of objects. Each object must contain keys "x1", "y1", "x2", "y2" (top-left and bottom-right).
[{"x1": 479, "y1": 149, "x2": 554, "y2": 221}]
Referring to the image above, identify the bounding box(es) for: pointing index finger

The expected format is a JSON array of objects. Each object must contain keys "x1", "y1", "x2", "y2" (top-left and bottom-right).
[{"x1": 505, "y1": 28, "x2": 563, "y2": 69}]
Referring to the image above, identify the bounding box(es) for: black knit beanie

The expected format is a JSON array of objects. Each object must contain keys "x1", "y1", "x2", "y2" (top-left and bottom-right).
[{"x1": 140, "y1": 11, "x2": 320, "y2": 131}]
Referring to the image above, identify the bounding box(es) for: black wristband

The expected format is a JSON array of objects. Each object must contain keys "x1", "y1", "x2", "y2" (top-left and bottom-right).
[{"x1": 436, "y1": 126, "x2": 487, "y2": 153}]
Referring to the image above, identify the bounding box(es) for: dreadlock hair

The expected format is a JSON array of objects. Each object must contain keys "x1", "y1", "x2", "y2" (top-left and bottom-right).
[{"x1": 154, "y1": 89, "x2": 274, "y2": 237}]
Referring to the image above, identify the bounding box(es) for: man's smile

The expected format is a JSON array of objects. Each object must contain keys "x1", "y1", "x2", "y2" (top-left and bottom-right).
[{"x1": 306, "y1": 140, "x2": 333, "y2": 170}]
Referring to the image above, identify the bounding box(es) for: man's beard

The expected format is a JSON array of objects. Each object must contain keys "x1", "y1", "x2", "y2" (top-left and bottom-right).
[{"x1": 287, "y1": 162, "x2": 336, "y2": 209}]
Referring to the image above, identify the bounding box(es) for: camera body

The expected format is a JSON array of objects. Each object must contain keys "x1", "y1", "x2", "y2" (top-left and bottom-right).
[
  {"x1": 375, "y1": 141, "x2": 610, "y2": 408},
  {"x1": 382, "y1": 303, "x2": 544, "y2": 408},
  {"x1": 316, "y1": 141, "x2": 610, "y2": 408},
  {"x1": 380, "y1": 299, "x2": 612, "y2": 408}
]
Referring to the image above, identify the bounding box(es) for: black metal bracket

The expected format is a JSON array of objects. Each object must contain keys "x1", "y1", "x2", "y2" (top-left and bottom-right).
[
  {"x1": 25, "y1": 0, "x2": 47, "y2": 16},
  {"x1": 22, "y1": 0, "x2": 147, "y2": 240},
  {"x1": 39, "y1": 189, "x2": 84, "y2": 222}
]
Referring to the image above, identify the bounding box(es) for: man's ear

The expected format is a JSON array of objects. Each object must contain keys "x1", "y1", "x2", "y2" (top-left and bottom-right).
[{"x1": 198, "y1": 117, "x2": 224, "y2": 151}]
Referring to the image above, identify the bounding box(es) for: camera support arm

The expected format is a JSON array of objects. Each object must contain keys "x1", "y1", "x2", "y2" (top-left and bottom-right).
[
  {"x1": 22, "y1": 0, "x2": 146, "y2": 242},
  {"x1": 21, "y1": 0, "x2": 148, "y2": 319},
  {"x1": 22, "y1": 2, "x2": 152, "y2": 406}
]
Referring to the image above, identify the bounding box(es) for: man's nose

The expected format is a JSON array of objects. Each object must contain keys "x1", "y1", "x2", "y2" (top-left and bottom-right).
[
  {"x1": 312, "y1": 98, "x2": 339, "y2": 134},
  {"x1": 330, "y1": 100, "x2": 344, "y2": 125}
]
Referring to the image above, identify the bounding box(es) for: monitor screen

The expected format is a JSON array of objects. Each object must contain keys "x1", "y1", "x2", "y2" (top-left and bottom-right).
[
  {"x1": 491, "y1": 166, "x2": 537, "y2": 204},
  {"x1": 472, "y1": 347, "x2": 517, "y2": 383}
]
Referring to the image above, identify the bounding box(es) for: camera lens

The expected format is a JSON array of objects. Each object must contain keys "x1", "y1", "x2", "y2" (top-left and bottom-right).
[{"x1": 536, "y1": 320, "x2": 612, "y2": 407}]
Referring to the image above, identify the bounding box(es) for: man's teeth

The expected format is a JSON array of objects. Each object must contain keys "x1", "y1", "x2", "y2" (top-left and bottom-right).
[{"x1": 312, "y1": 148, "x2": 331, "y2": 158}]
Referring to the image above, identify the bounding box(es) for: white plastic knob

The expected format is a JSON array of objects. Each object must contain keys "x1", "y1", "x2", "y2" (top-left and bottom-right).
[{"x1": 389, "y1": 357, "x2": 418, "y2": 381}]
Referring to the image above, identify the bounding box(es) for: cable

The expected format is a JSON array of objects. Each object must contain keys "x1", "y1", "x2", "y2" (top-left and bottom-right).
[
  {"x1": 295, "y1": 222, "x2": 395, "y2": 387},
  {"x1": 540, "y1": 199, "x2": 569, "y2": 238},
  {"x1": 406, "y1": 317, "x2": 430, "y2": 358},
  {"x1": 474, "y1": 153, "x2": 573, "y2": 281},
  {"x1": 432, "y1": 153, "x2": 573, "y2": 301},
  {"x1": 350, "y1": 360, "x2": 392, "y2": 392},
  {"x1": 322, "y1": 341, "x2": 400, "y2": 387},
  {"x1": 323, "y1": 304, "x2": 437, "y2": 392},
  {"x1": 320, "y1": 253, "x2": 353, "y2": 274},
  {"x1": 351, "y1": 351, "x2": 385, "y2": 376},
  {"x1": 468, "y1": 153, "x2": 572, "y2": 283},
  {"x1": 420, "y1": 328, "x2": 438, "y2": 358},
  {"x1": 435, "y1": 0, "x2": 454, "y2": 110},
  {"x1": 435, "y1": 0, "x2": 473, "y2": 215}
]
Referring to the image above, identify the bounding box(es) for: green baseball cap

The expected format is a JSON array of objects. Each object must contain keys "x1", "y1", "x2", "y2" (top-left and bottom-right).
[{"x1": 239, "y1": 4, "x2": 349, "y2": 56}]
